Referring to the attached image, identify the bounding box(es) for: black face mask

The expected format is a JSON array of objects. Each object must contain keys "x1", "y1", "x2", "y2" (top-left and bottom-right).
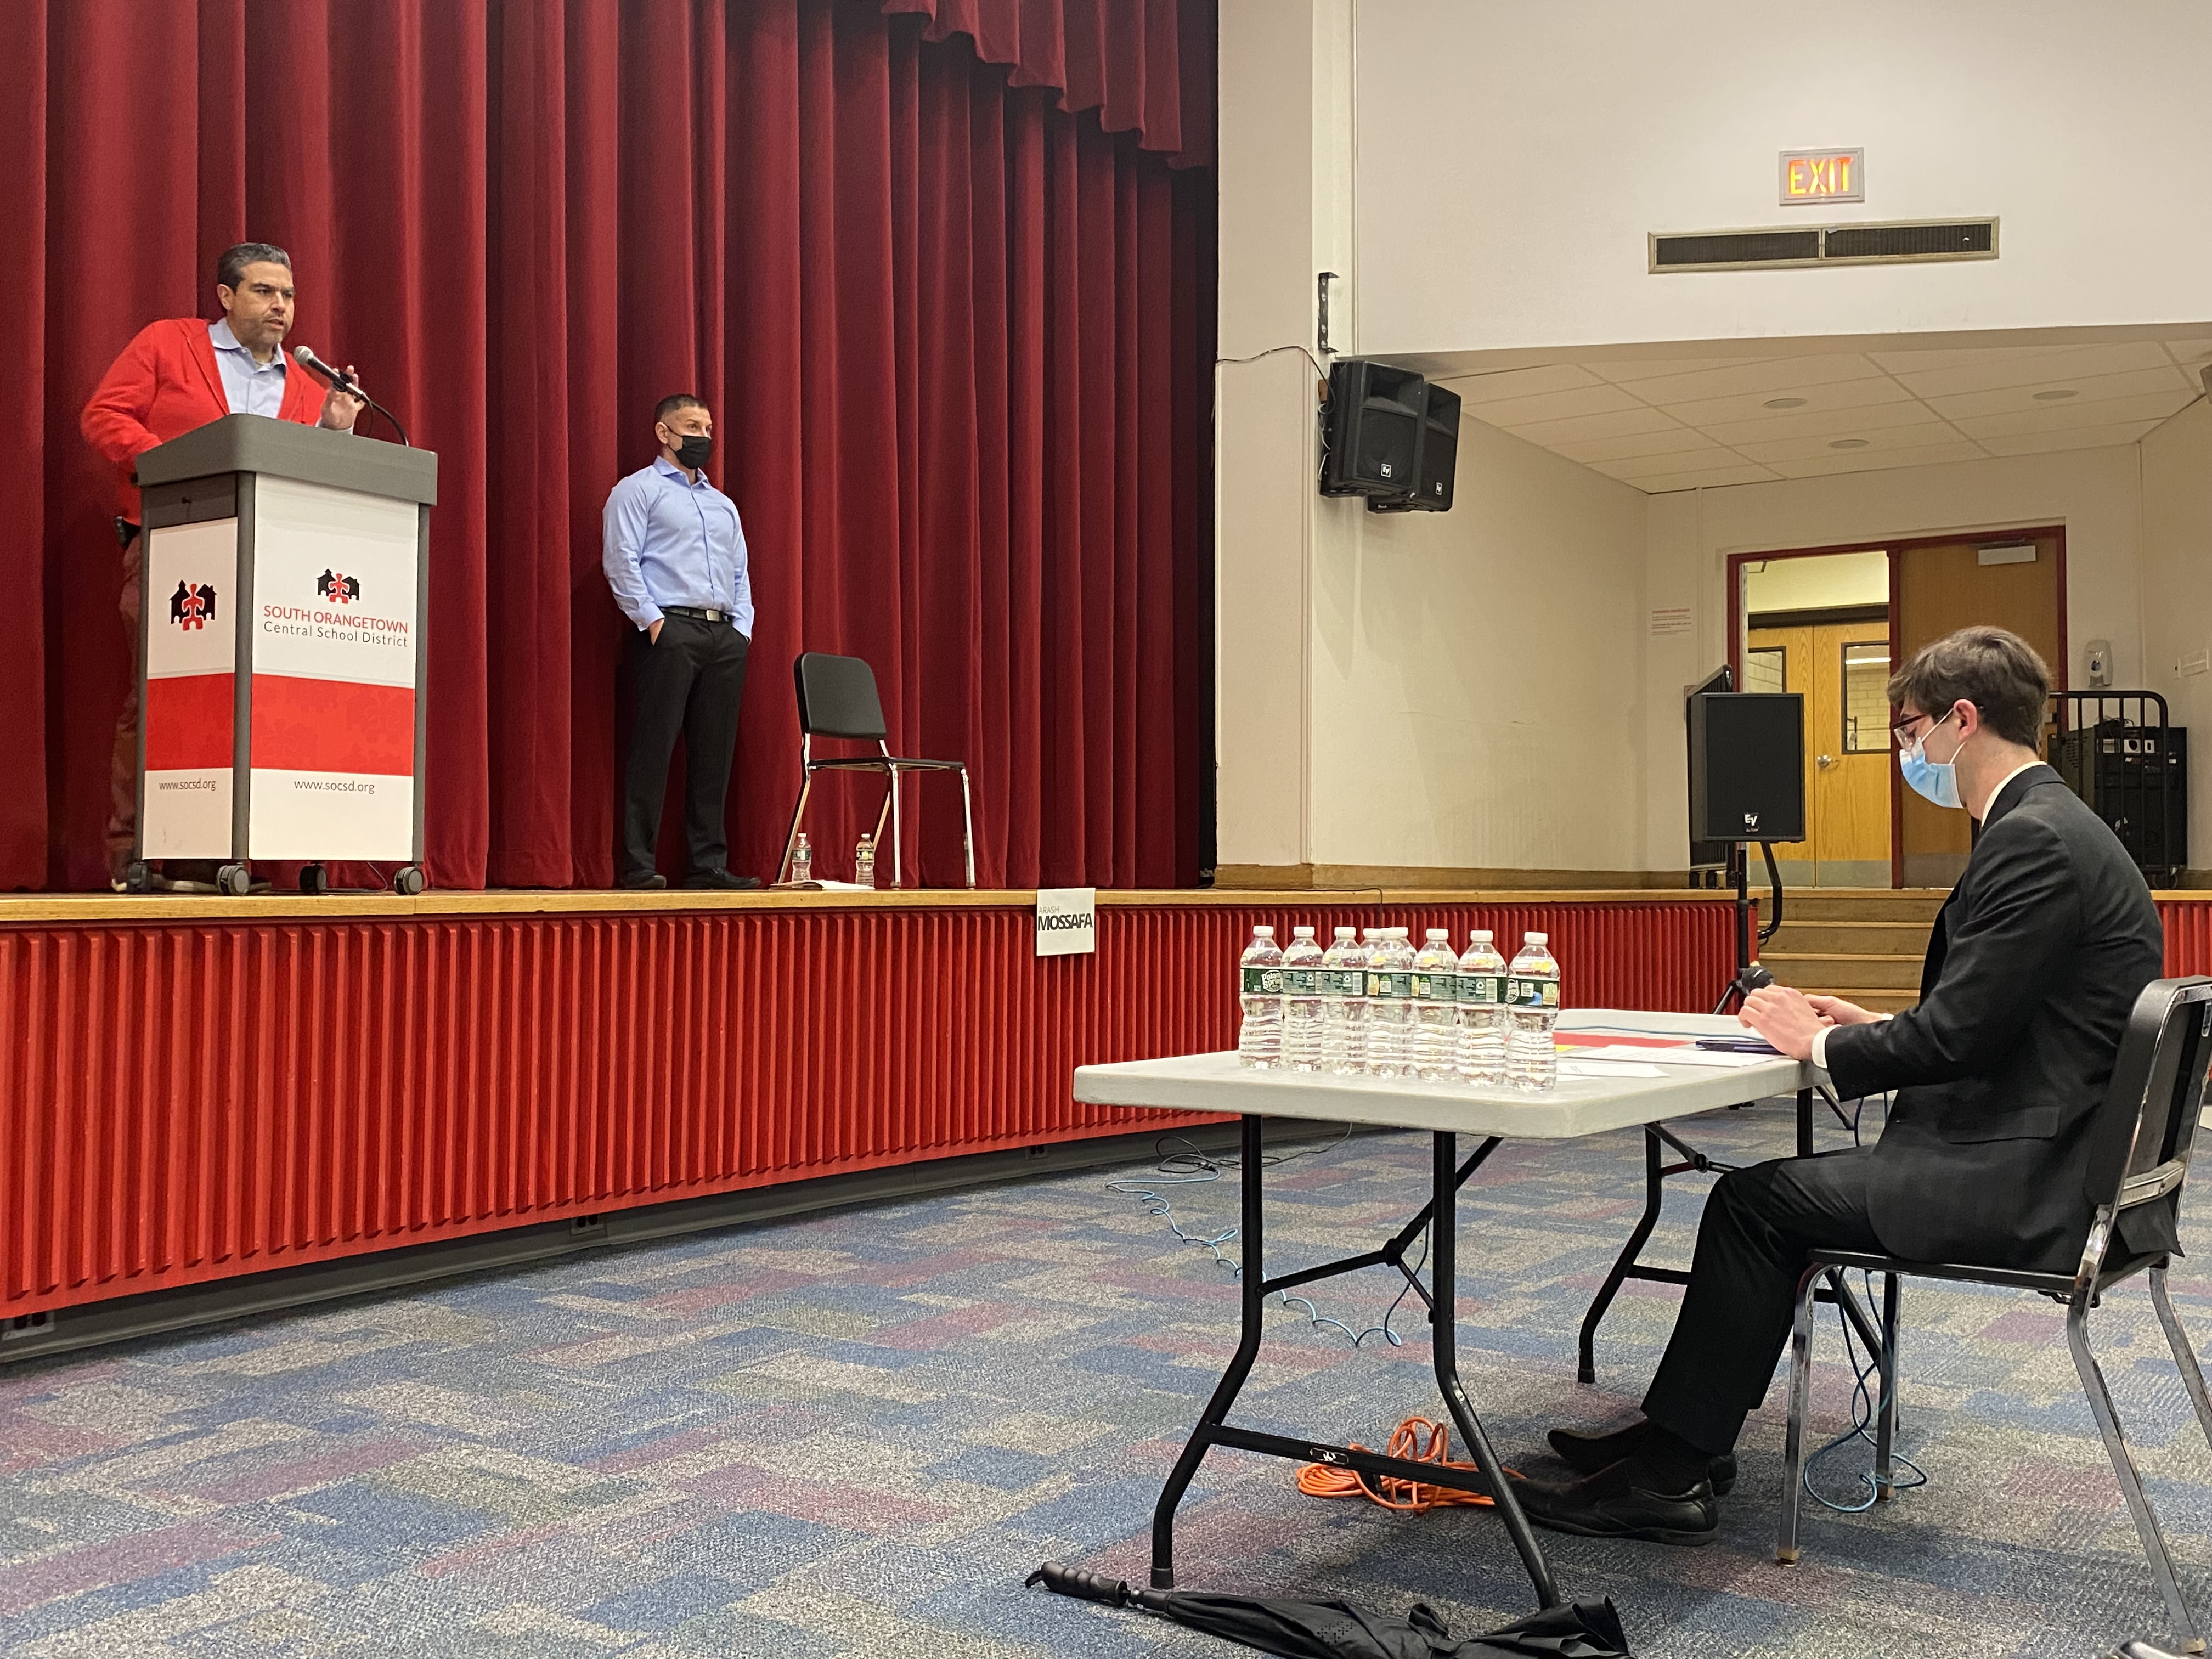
[{"x1": 670, "y1": 431, "x2": 713, "y2": 470}]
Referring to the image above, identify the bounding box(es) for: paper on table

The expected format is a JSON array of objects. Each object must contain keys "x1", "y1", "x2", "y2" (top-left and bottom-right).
[
  {"x1": 1556, "y1": 1058, "x2": 1668, "y2": 1079},
  {"x1": 1575, "y1": 1043, "x2": 1776, "y2": 1069}
]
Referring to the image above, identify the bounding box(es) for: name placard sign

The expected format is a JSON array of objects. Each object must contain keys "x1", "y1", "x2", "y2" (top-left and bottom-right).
[{"x1": 1035, "y1": 887, "x2": 1098, "y2": 957}]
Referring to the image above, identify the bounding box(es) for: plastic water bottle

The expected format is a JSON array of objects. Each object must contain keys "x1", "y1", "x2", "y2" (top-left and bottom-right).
[
  {"x1": 854, "y1": 834, "x2": 876, "y2": 889},
  {"x1": 1455, "y1": 929, "x2": 1509, "y2": 1086},
  {"x1": 1238, "y1": 926, "x2": 1285, "y2": 1069},
  {"x1": 789, "y1": 833, "x2": 813, "y2": 884},
  {"x1": 1319, "y1": 926, "x2": 1369, "y2": 1075},
  {"x1": 1280, "y1": 926, "x2": 1327, "y2": 1072},
  {"x1": 1504, "y1": 932, "x2": 1562, "y2": 1091},
  {"x1": 1411, "y1": 928, "x2": 1462, "y2": 1081},
  {"x1": 1363, "y1": 927, "x2": 1417, "y2": 1077}
]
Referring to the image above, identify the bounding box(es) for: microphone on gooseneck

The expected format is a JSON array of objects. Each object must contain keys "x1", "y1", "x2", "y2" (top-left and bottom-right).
[{"x1": 291, "y1": 346, "x2": 410, "y2": 447}]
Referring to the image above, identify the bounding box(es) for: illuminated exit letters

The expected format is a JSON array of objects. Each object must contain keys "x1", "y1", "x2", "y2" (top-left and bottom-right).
[{"x1": 1779, "y1": 148, "x2": 1865, "y2": 205}]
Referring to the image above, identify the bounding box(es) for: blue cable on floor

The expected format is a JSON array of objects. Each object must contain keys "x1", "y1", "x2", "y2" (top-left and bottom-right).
[{"x1": 1106, "y1": 1131, "x2": 1427, "y2": 1348}]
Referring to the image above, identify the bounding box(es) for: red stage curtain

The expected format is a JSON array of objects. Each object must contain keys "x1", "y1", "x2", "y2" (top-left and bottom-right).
[{"x1": 0, "y1": 0, "x2": 1215, "y2": 893}]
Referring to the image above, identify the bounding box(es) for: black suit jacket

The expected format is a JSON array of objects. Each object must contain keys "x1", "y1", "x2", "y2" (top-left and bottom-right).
[{"x1": 1824, "y1": 764, "x2": 2165, "y2": 1271}]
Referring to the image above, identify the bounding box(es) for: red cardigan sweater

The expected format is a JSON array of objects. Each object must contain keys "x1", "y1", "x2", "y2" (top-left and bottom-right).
[{"x1": 81, "y1": 318, "x2": 324, "y2": 523}]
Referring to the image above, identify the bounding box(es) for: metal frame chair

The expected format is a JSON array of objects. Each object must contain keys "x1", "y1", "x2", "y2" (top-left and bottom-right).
[
  {"x1": 776, "y1": 652, "x2": 974, "y2": 889},
  {"x1": 1778, "y1": 977, "x2": 2212, "y2": 1652}
]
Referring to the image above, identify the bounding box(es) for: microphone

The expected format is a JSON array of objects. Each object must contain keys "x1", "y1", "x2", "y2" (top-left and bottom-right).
[{"x1": 291, "y1": 346, "x2": 410, "y2": 447}]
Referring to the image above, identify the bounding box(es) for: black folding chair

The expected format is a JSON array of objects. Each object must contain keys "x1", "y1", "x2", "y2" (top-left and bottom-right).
[
  {"x1": 1779, "y1": 977, "x2": 2212, "y2": 1651},
  {"x1": 775, "y1": 652, "x2": 975, "y2": 889}
]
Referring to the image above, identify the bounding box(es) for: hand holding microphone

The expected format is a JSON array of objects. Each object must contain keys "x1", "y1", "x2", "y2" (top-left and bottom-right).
[{"x1": 294, "y1": 346, "x2": 408, "y2": 445}]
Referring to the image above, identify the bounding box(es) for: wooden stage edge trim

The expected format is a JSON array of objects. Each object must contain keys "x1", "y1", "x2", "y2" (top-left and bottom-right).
[{"x1": 0, "y1": 885, "x2": 1771, "y2": 925}]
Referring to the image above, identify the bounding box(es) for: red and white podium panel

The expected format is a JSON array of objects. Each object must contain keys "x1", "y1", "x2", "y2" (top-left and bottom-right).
[{"x1": 135, "y1": 416, "x2": 438, "y2": 891}]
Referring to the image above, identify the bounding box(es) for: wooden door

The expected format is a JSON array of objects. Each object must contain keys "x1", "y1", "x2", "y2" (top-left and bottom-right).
[
  {"x1": 1751, "y1": 622, "x2": 1893, "y2": 885},
  {"x1": 1894, "y1": 535, "x2": 2064, "y2": 886}
]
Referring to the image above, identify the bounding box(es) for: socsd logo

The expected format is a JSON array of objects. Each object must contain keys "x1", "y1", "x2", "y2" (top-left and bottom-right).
[
  {"x1": 317, "y1": 568, "x2": 362, "y2": 605},
  {"x1": 168, "y1": 580, "x2": 218, "y2": 630}
]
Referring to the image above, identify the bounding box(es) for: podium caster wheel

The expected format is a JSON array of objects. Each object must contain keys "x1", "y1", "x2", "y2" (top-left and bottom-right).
[
  {"x1": 123, "y1": 861, "x2": 154, "y2": 894},
  {"x1": 300, "y1": 864, "x2": 328, "y2": 896},
  {"x1": 216, "y1": 863, "x2": 253, "y2": 897},
  {"x1": 393, "y1": 865, "x2": 427, "y2": 896}
]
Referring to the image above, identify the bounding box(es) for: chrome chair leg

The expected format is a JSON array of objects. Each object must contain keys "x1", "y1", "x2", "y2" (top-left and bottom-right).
[
  {"x1": 2151, "y1": 1265, "x2": 2212, "y2": 1454},
  {"x1": 958, "y1": 765, "x2": 975, "y2": 888},
  {"x1": 871, "y1": 774, "x2": 894, "y2": 882},
  {"x1": 1875, "y1": 1272, "x2": 1901, "y2": 1499},
  {"x1": 2068, "y1": 1295, "x2": 2202, "y2": 1649},
  {"x1": 1777, "y1": 1263, "x2": 1823, "y2": 1564},
  {"x1": 777, "y1": 771, "x2": 815, "y2": 885},
  {"x1": 888, "y1": 768, "x2": 905, "y2": 888}
]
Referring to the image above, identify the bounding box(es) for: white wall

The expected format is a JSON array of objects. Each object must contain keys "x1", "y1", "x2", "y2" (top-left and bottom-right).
[
  {"x1": 2141, "y1": 400, "x2": 2212, "y2": 877},
  {"x1": 1643, "y1": 445, "x2": 2149, "y2": 868},
  {"x1": 1352, "y1": 0, "x2": 2212, "y2": 357},
  {"x1": 1307, "y1": 424, "x2": 1650, "y2": 871}
]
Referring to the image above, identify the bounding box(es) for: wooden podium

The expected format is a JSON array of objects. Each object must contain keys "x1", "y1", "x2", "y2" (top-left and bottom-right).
[{"x1": 129, "y1": 416, "x2": 439, "y2": 895}]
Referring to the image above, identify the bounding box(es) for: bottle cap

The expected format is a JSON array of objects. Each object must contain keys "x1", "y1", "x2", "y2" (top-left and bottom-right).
[
  {"x1": 1335, "y1": 926, "x2": 1356, "y2": 938},
  {"x1": 1252, "y1": 925, "x2": 1274, "y2": 938},
  {"x1": 1427, "y1": 929, "x2": 1449, "y2": 941},
  {"x1": 1526, "y1": 930, "x2": 1548, "y2": 944},
  {"x1": 1293, "y1": 925, "x2": 1315, "y2": 936},
  {"x1": 1362, "y1": 928, "x2": 1378, "y2": 939},
  {"x1": 1472, "y1": 929, "x2": 1493, "y2": 941}
]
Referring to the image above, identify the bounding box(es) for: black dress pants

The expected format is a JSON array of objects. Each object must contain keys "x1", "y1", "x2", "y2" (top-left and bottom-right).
[
  {"x1": 1639, "y1": 1147, "x2": 1886, "y2": 1457},
  {"x1": 620, "y1": 617, "x2": 749, "y2": 879}
]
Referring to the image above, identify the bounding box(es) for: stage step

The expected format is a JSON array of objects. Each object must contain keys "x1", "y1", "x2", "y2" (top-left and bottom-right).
[
  {"x1": 1763, "y1": 918, "x2": 1934, "y2": 956},
  {"x1": 1760, "y1": 951, "x2": 1925, "y2": 992},
  {"x1": 1810, "y1": 988, "x2": 1921, "y2": 1014},
  {"x1": 1773, "y1": 888, "x2": 1948, "y2": 923}
]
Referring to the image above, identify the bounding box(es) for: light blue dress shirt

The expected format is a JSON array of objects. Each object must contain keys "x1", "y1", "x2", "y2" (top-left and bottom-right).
[
  {"x1": 601, "y1": 456, "x2": 753, "y2": 636},
  {"x1": 208, "y1": 319, "x2": 289, "y2": 417}
]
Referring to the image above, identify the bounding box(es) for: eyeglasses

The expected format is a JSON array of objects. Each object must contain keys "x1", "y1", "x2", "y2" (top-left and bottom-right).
[{"x1": 1890, "y1": 708, "x2": 1957, "y2": 749}]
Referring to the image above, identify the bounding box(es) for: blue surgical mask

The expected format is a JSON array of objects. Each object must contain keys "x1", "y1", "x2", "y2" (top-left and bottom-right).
[{"x1": 1898, "y1": 709, "x2": 1963, "y2": 809}]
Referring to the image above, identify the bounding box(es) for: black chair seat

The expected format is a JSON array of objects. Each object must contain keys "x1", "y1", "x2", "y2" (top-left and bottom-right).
[
  {"x1": 804, "y1": 755, "x2": 966, "y2": 773},
  {"x1": 1810, "y1": 1245, "x2": 2167, "y2": 1299}
]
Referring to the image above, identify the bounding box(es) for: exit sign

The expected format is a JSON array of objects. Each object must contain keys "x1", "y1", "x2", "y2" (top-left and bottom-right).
[{"x1": 1779, "y1": 148, "x2": 1865, "y2": 205}]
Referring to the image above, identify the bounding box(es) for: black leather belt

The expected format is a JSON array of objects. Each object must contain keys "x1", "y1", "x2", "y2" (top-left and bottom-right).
[{"x1": 662, "y1": 605, "x2": 728, "y2": 623}]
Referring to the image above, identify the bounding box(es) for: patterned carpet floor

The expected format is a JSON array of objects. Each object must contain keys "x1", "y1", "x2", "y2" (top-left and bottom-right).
[{"x1": 5, "y1": 1103, "x2": 2212, "y2": 1658}]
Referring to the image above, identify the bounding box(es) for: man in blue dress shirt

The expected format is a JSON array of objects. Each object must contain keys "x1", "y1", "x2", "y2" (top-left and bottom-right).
[{"x1": 601, "y1": 394, "x2": 760, "y2": 890}]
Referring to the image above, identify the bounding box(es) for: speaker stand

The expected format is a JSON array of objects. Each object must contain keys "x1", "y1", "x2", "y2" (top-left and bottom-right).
[{"x1": 1711, "y1": 842, "x2": 1784, "y2": 1015}]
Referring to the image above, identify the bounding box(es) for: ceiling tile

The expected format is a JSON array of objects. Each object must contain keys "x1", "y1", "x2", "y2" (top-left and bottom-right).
[
  {"x1": 1500, "y1": 406, "x2": 1686, "y2": 446},
  {"x1": 1439, "y1": 364, "x2": 1604, "y2": 405},
  {"x1": 1925, "y1": 364, "x2": 2192, "y2": 421},
  {"x1": 2168, "y1": 339, "x2": 2212, "y2": 365},
  {"x1": 1575, "y1": 356, "x2": 1768, "y2": 383},
  {"x1": 1588, "y1": 445, "x2": 1756, "y2": 482},
  {"x1": 1551, "y1": 427, "x2": 1741, "y2": 464},
  {"x1": 1883, "y1": 341, "x2": 2175, "y2": 398},
  {"x1": 1701, "y1": 399, "x2": 1951, "y2": 446},
  {"x1": 1659, "y1": 375, "x2": 1916, "y2": 430},
  {"x1": 1731, "y1": 421, "x2": 1972, "y2": 464},
  {"x1": 1619, "y1": 463, "x2": 1784, "y2": 493},
  {"x1": 1976, "y1": 422, "x2": 2164, "y2": 456},
  {"x1": 1765, "y1": 441, "x2": 1992, "y2": 479},
  {"x1": 1952, "y1": 389, "x2": 2197, "y2": 439},
  {"x1": 1622, "y1": 355, "x2": 1884, "y2": 406},
  {"x1": 1467, "y1": 383, "x2": 1646, "y2": 428},
  {"x1": 1865, "y1": 341, "x2": 2146, "y2": 375}
]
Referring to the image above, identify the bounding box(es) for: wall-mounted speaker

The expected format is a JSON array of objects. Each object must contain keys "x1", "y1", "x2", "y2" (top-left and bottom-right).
[
  {"x1": 1367, "y1": 382, "x2": 1461, "y2": 514},
  {"x1": 1320, "y1": 360, "x2": 1426, "y2": 497},
  {"x1": 1690, "y1": 692, "x2": 1806, "y2": 843}
]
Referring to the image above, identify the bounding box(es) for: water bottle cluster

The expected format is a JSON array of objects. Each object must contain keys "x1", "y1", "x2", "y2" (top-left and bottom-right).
[{"x1": 1239, "y1": 923, "x2": 1562, "y2": 1092}]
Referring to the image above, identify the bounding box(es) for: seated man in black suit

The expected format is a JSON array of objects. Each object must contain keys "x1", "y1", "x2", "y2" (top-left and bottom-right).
[{"x1": 1514, "y1": 625, "x2": 2164, "y2": 1544}]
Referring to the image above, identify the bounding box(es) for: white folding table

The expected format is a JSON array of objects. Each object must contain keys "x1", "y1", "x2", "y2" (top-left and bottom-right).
[{"x1": 1072, "y1": 1008, "x2": 1813, "y2": 1611}]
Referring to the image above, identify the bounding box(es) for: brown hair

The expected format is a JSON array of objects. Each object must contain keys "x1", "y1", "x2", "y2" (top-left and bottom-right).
[{"x1": 1887, "y1": 625, "x2": 2051, "y2": 748}]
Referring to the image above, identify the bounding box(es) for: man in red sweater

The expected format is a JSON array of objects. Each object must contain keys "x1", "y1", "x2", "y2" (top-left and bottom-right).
[{"x1": 81, "y1": 242, "x2": 365, "y2": 888}]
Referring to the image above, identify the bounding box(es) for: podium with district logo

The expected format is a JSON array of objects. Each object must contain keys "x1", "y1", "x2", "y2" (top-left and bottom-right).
[{"x1": 129, "y1": 415, "x2": 438, "y2": 895}]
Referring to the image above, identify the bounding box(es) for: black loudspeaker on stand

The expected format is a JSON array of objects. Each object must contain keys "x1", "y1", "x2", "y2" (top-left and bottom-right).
[{"x1": 1689, "y1": 692, "x2": 1807, "y2": 1011}]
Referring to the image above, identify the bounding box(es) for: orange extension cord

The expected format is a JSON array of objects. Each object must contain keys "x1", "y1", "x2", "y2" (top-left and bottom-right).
[{"x1": 1296, "y1": 1418, "x2": 1518, "y2": 1513}]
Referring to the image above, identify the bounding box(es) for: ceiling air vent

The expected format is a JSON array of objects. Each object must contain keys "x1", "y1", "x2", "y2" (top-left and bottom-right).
[{"x1": 1650, "y1": 218, "x2": 1999, "y2": 273}]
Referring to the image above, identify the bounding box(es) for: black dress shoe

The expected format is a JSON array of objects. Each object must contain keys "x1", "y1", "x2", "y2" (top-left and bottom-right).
[
  {"x1": 1509, "y1": 1462, "x2": 1718, "y2": 1545},
  {"x1": 1548, "y1": 1424, "x2": 1737, "y2": 1496},
  {"x1": 680, "y1": 870, "x2": 763, "y2": 890},
  {"x1": 616, "y1": 870, "x2": 668, "y2": 890}
]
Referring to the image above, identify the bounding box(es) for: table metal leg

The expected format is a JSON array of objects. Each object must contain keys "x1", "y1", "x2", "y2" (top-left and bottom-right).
[
  {"x1": 1579, "y1": 1127, "x2": 1666, "y2": 1385},
  {"x1": 1430, "y1": 1131, "x2": 1563, "y2": 1608},
  {"x1": 1796, "y1": 1086, "x2": 1814, "y2": 1158},
  {"x1": 1149, "y1": 1113, "x2": 1267, "y2": 1590},
  {"x1": 1874, "y1": 1271, "x2": 1900, "y2": 1498}
]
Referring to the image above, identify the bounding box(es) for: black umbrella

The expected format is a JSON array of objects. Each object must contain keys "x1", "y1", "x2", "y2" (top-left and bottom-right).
[{"x1": 1026, "y1": 1563, "x2": 1632, "y2": 1659}]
